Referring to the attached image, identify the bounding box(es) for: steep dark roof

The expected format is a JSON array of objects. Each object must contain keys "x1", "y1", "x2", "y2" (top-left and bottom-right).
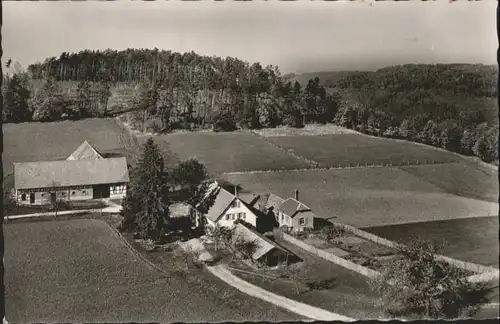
[
  {"x1": 198, "y1": 182, "x2": 262, "y2": 223},
  {"x1": 199, "y1": 183, "x2": 236, "y2": 222},
  {"x1": 238, "y1": 193, "x2": 261, "y2": 207},
  {"x1": 279, "y1": 197, "x2": 312, "y2": 218},
  {"x1": 14, "y1": 157, "x2": 129, "y2": 190},
  {"x1": 67, "y1": 140, "x2": 103, "y2": 161},
  {"x1": 265, "y1": 193, "x2": 285, "y2": 211},
  {"x1": 233, "y1": 223, "x2": 292, "y2": 260}
]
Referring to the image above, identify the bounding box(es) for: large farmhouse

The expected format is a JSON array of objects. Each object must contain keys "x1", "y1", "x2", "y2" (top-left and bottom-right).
[
  {"x1": 265, "y1": 190, "x2": 315, "y2": 233},
  {"x1": 189, "y1": 181, "x2": 262, "y2": 230},
  {"x1": 13, "y1": 141, "x2": 129, "y2": 205}
]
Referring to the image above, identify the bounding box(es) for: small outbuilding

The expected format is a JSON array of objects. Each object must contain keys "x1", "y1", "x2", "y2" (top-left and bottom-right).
[{"x1": 232, "y1": 223, "x2": 297, "y2": 267}]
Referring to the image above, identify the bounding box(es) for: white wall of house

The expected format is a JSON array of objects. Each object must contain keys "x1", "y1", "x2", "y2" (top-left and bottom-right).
[
  {"x1": 276, "y1": 210, "x2": 314, "y2": 232},
  {"x1": 69, "y1": 188, "x2": 94, "y2": 201},
  {"x1": 216, "y1": 198, "x2": 258, "y2": 228},
  {"x1": 292, "y1": 213, "x2": 314, "y2": 232},
  {"x1": 110, "y1": 184, "x2": 127, "y2": 199},
  {"x1": 277, "y1": 211, "x2": 293, "y2": 228},
  {"x1": 16, "y1": 187, "x2": 94, "y2": 205}
]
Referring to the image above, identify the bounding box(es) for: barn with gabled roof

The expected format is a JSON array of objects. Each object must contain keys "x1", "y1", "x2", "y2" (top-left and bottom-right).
[
  {"x1": 66, "y1": 140, "x2": 104, "y2": 161},
  {"x1": 13, "y1": 141, "x2": 129, "y2": 205}
]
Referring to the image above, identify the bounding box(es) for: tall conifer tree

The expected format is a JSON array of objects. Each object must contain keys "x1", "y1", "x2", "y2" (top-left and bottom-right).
[{"x1": 121, "y1": 138, "x2": 170, "y2": 240}]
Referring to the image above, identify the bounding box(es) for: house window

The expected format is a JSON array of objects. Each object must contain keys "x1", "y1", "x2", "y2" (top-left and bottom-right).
[
  {"x1": 299, "y1": 218, "x2": 306, "y2": 225},
  {"x1": 41, "y1": 193, "x2": 45, "y2": 197},
  {"x1": 21, "y1": 194, "x2": 26, "y2": 201},
  {"x1": 242, "y1": 213, "x2": 246, "y2": 220},
  {"x1": 281, "y1": 214, "x2": 284, "y2": 221},
  {"x1": 225, "y1": 214, "x2": 230, "y2": 220},
  {"x1": 82, "y1": 190, "x2": 86, "y2": 194},
  {"x1": 232, "y1": 214, "x2": 236, "y2": 220},
  {"x1": 61, "y1": 192, "x2": 66, "y2": 197},
  {"x1": 72, "y1": 191, "x2": 76, "y2": 195},
  {"x1": 232, "y1": 200, "x2": 240, "y2": 208}
]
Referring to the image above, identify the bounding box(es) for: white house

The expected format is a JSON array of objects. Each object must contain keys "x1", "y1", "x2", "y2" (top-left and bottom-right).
[
  {"x1": 265, "y1": 190, "x2": 315, "y2": 233},
  {"x1": 190, "y1": 181, "x2": 261, "y2": 229}
]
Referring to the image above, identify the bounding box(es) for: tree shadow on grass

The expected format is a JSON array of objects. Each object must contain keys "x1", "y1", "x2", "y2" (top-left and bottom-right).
[
  {"x1": 304, "y1": 277, "x2": 339, "y2": 291},
  {"x1": 314, "y1": 217, "x2": 335, "y2": 230}
]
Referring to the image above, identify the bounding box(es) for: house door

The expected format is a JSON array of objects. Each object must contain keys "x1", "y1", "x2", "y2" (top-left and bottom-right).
[
  {"x1": 93, "y1": 185, "x2": 110, "y2": 199},
  {"x1": 50, "y1": 193, "x2": 56, "y2": 203},
  {"x1": 29, "y1": 193, "x2": 35, "y2": 204}
]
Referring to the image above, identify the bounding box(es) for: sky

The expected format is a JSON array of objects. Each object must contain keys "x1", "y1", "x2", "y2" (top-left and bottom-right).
[{"x1": 2, "y1": 0, "x2": 497, "y2": 74}]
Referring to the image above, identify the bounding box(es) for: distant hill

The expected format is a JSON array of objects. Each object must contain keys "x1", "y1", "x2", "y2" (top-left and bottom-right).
[
  {"x1": 289, "y1": 64, "x2": 497, "y2": 92},
  {"x1": 285, "y1": 70, "x2": 373, "y2": 87}
]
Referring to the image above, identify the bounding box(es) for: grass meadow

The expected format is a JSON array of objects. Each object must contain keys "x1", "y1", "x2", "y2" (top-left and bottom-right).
[
  {"x1": 266, "y1": 134, "x2": 463, "y2": 168},
  {"x1": 221, "y1": 168, "x2": 497, "y2": 228},
  {"x1": 363, "y1": 216, "x2": 500, "y2": 267},
  {"x1": 400, "y1": 161, "x2": 499, "y2": 203},
  {"x1": 4, "y1": 218, "x2": 299, "y2": 323},
  {"x1": 152, "y1": 131, "x2": 312, "y2": 175}
]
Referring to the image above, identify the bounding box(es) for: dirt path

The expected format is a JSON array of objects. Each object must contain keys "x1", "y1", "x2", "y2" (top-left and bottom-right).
[
  {"x1": 207, "y1": 264, "x2": 355, "y2": 322},
  {"x1": 4, "y1": 200, "x2": 122, "y2": 220}
]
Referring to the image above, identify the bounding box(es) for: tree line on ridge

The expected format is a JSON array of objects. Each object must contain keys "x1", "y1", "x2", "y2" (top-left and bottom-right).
[{"x1": 2, "y1": 49, "x2": 498, "y2": 163}]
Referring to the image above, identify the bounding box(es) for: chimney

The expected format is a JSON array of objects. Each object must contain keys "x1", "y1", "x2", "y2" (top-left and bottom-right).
[
  {"x1": 234, "y1": 185, "x2": 239, "y2": 197},
  {"x1": 294, "y1": 189, "x2": 299, "y2": 201}
]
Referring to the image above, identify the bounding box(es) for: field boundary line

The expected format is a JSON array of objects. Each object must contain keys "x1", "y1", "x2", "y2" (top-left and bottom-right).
[
  {"x1": 247, "y1": 130, "x2": 320, "y2": 168},
  {"x1": 207, "y1": 264, "x2": 355, "y2": 322},
  {"x1": 281, "y1": 233, "x2": 381, "y2": 279},
  {"x1": 282, "y1": 231, "x2": 498, "y2": 287},
  {"x1": 221, "y1": 158, "x2": 460, "y2": 176},
  {"x1": 103, "y1": 220, "x2": 168, "y2": 274},
  {"x1": 359, "y1": 214, "x2": 499, "y2": 228},
  {"x1": 328, "y1": 220, "x2": 499, "y2": 275}
]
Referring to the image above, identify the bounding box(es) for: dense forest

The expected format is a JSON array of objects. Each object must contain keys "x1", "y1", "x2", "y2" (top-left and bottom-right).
[{"x1": 2, "y1": 49, "x2": 498, "y2": 163}]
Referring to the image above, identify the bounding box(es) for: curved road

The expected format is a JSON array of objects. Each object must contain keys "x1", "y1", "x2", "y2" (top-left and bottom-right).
[{"x1": 5, "y1": 219, "x2": 301, "y2": 323}]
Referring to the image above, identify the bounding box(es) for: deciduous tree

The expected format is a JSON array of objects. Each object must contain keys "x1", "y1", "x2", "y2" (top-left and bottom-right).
[{"x1": 370, "y1": 237, "x2": 491, "y2": 320}]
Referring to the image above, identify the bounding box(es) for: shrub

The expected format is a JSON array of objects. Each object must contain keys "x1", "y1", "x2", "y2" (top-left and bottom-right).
[
  {"x1": 147, "y1": 121, "x2": 163, "y2": 134},
  {"x1": 318, "y1": 225, "x2": 346, "y2": 241},
  {"x1": 370, "y1": 237, "x2": 492, "y2": 320},
  {"x1": 283, "y1": 114, "x2": 304, "y2": 129},
  {"x1": 233, "y1": 236, "x2": 258, "y2": 261},
  {"x1": 210, "y1": 111, "x2": 237, "y2": 132}
]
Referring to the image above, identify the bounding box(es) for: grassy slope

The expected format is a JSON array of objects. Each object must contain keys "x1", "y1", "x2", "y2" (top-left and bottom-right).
[
  {"x1": 221, "y1": 168, "x2": 497, "y2": 228},
  {"x1": 153, "y1": 131, "x2": 311, "y2": 175},
  {"x1": 363, "y1": 217, "x2": 500, "y2": 268},
  {"x1": 267, "y1": 134, "x2": 463, "y2": 168},
  {"x1": 3, "y1": 118, "x2": 140, "y2": 187},
  {"x1": 400, "y1": 161, "x2": 499, "y2": 203},
  {"x1": 5, "y1": 219, "x2": 299, "y2": 323}
]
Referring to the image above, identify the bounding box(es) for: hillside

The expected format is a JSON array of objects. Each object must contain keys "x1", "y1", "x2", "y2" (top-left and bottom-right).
[
  {"x1": 286, "y1": 70, "x2": 374, "y2": 88},
  {"x1": 3, "y1": 49, "x2": 497, "y2": 164},
  {"x1": 291, "y1": 64, "x2": 497, "y2": 94}
]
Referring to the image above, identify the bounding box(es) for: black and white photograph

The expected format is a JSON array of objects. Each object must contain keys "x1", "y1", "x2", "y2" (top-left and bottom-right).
[{"x1": 1, "y1": 0, "x2": 498, "y2": 322}]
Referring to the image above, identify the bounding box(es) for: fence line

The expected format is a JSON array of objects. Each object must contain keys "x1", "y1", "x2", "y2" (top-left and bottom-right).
[
  {"x1": 248, "y1": 130, "x2": 320, "y2": 168},
  {"x1": 222, "y1": 158, "x2": 458, "y2": 176},
  {"x1": 328, "y1": 220, "x2": 498, "y2": 275},
  {"x1": 282, "y1": 233, "x2": 380, "y2": 279}
]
